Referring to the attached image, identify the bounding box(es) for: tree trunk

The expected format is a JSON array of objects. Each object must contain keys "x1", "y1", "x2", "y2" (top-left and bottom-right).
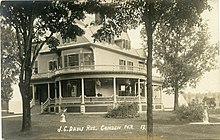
[
  {"x1": 6, "y1": 100, "x2": 9, "y2": 114},
  {"x1": 174, "y1": 86, "x2": 179, "y2": 111},
  {"x1": 145, "y1": 20, "x2": 154, "y2": 137},
  {"x1": 146, "y1": 33, "x2": 153, "y2": 137},
  {"x1": 19, "y1": 82, "x2": 32, "y2": 132}
]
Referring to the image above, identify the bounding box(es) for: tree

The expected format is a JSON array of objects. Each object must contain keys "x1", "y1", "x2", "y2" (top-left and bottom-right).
[
  {"x1": 92, "y1": 0, "x2": 210, "y2": 136},
  {"x1": 0, "y1": 1, "x2": 98, "y2": 132},
  {"x1": 1, "y1": 78, "x2": 13, "y2": 114},
  {"x1": 203, "y1": 97, "x2": 216, "y2": 109},
  {"x1": 1, "y1": 26, "x2": 19, "y2": 114},
  {"x1": 153, "y1": 22, "x2": 218, "y2": 110}
]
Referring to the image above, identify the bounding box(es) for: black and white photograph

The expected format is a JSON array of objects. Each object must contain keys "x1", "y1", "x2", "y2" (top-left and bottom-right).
[{"x1": 1, "y1": 0, "x2": 220, "y2": 139}]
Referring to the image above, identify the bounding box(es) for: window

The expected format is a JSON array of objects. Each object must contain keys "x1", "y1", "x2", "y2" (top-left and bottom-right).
[
  {"x1": 62, "y1": 37, "x2": 77, "y2": 44},
  {"x1": 119, "y1": 59, "x2": 126, "y2": 70},
  {"x1": 153, "y1": 86, "x2": 161, "y2": 98},
  {"x1": 82, "y1": 53, "x2": 94, "y2": 66},
  {"x1": 122, "y1": 39, "x2": 131, "y2": 49},
  {"x1": 64, "y1": 54, "x2": 79, "y2": 67},
  {"x1": 127, "y1": 61, "x2": 133, "y2": 70},
  {"x1": 68, "y1": 54, "x2": 79, "y2": 66},
  {"x1": 48, "y1": 60, "x2": 57, "y2": 71},
  {"x1": 139, "y1": 61, "x2": 145, "y2": 70},
  {"x1": 33, "y1": 61, "x2": 38, "y2": 74},
  {"x1": 58, "y1": 57, "x2": 62, "y2": 68}
]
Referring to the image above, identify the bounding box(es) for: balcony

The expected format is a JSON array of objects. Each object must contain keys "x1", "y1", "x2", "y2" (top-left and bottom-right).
[{"x1": 32, "y1": 65, "x2": 147, "y2": 79}]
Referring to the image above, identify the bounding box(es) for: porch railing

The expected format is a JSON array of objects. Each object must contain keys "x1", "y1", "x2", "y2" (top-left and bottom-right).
[
  {"x1": 32, "y1": 65, "x2": 147, "y2": 79},
  {"x1": 84, "y1": 96, "x2": 114, "y2": 103},
  {"x1": 60, "y1": 97, "x2": 81, "y2": 104},
  {"x1": 42, "y1": 96, "x2": 161, "y2": 108},
  {"x1": 30, "y1": 98, "x2": 35, "y2": 108},
  {"x1": 40, "y1": 99, "x2": 50, "y2": 113},
  {"x1": 116, "y1": 96, "x2": 143, "y2": 102}
]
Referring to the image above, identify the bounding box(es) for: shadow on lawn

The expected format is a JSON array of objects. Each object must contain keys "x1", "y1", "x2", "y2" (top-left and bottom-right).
[{"x1": 2, "y1": 111, "x2": 220, "y2": 140}]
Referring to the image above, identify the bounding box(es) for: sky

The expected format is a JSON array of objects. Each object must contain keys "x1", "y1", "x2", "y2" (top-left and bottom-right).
[{"x1": 128, "y1": 0, "x2": 220, "y2": 93}]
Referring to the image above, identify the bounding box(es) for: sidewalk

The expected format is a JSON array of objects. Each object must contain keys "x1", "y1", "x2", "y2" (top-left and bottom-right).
[{"x1": 2, "y1": 114, "x2": 22, "y2": 119}]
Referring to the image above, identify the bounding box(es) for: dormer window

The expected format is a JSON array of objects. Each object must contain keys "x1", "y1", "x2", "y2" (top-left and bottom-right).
[
  {"x1": 62, "y1": 37, "x2": 77, "y2": 44},
  {"x1": 115, "y1": 39, "x2": 131, "y2": 50},
  {"x1": 123, "y1": 39, "x2": 131, "y2": 49}
]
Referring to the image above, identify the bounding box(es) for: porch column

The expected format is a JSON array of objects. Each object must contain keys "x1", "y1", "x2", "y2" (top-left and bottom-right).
[
  {"x1": 138, "y1": 79, "x2": 142, "y2": 112},
  {"x1": 59, "y1": 81, "x2": 62, "y2": 98},
  {"x1": 144, "y1": 81, "x2": 147, "y2": 98},
  {"x1": 47, "y1": 83, "x2": 50, "y2": 102},
  {"x1": 58, "y1": 81, "x2": 62, "y2": 113},
  {"x1": 160, "y1": 85, "x2": 162, "y2": 104},
  {"x1": 32, "y1": 85, "x2": 35, "y2": 106},
  {"x1": 47, "y1": 83, "x2": 50, "y2": 113},
  {"x1": 81, "y1": 78, "x2": 85, "y2": 114},
  {"x1": 113, "y1": 77, "x2": 117, "y2": 104},
  {"x1": 47, "y1": 83, "x2": 50, "y2": 101},
  {"x1": 55, "y1": 82, "x2": 57, "y2": 99},
  {"x1": 152, "y1": 85, "x2": 155, "y2": 103},
  {"x1": 138, "y1": 79, "x2": 141, "y2": 102}
]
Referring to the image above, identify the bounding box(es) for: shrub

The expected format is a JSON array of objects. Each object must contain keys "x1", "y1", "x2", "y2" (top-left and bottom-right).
[
  {"x1": 175, "y1": 99, "x2": 203, "y2": 121},
  {"x1": 106, "y1": 102, "x2": 139, "y2": 118}
]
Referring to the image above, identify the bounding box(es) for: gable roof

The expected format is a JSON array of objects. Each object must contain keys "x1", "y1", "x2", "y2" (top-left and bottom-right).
[{"x1": 40, "y1": 14, "x2": 146, "y2": 59}]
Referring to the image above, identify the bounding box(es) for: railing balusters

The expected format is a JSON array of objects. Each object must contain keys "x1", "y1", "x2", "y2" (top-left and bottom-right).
[{"x1": 32, "y1": 65, "x2": 147, "y2": 79}]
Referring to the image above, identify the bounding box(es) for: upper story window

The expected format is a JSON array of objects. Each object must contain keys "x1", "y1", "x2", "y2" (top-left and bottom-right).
[
  {"x1": 138, "y1": 61, "x2": 145, "y2": 70},
  {"x1": 48, "y1": 60, "x2": 57, "y2": 71},
  {"x1": 64, "y1": 54, "x2": 79, "y2": 67},
  {"x1": 58, "y1": 57, "x2": 62, "y2": 68},
  {"x1": 127, "y1": 61, "x2": 133, "y2": 70},
  {"x1": 119, "y1": 59, "x2": 126, "y2": 70},
  {"x1": 81, "y1": 53, "x2": 94, "y2": 66},
  {"x1": 33, "y1": 61, "x2": 38, "y2": 74}
]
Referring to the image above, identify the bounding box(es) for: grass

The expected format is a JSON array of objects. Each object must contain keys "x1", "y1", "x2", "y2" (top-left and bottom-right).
[{"x1": 2, "y1": 111, "x2": 220, "y2": 140}]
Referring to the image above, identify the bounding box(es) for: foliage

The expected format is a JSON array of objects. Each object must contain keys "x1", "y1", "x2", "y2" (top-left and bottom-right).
[
  {"x1": 203, "y1": 97, "x2": 216, "y2": 109},
  {"x1": 1, "y1": 26, "x2": 19, "y2": 113},
  {"x1": 154, "y1": 23, "x2": 218, "y2": 90},
  {"x1": 0, "y1": 0, "x2": 101, "y2": 132},
  {"x1": 1, "y1": 26, "x2": 19, "y2": 100},
  {"x1": 153, "y1": 22, "x2": 218, "y2": 110},
  {"x1": 106, "y1": 102, "x2": 139, "y2": 118},
  {"x1": 94, "y1": 0, "x2": 210, "y2": 136},
  {"x1": 175, "y1": 99, "x2": 204, "y2": 121}
]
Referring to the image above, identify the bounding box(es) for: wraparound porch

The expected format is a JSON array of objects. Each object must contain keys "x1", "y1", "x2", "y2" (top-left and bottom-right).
[{"x1": 31, "y1": 77, "x2": 163, "y2": 114}]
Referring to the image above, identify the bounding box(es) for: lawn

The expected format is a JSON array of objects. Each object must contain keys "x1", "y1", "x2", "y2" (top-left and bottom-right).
[{"x1": 2, "y1": 111, "x2": 220, "y2": 140}]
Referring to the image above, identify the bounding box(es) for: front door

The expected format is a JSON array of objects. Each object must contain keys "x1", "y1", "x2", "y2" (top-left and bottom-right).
[{"x1": 71, "y1": 85, "x2": 77, "y2": 97}]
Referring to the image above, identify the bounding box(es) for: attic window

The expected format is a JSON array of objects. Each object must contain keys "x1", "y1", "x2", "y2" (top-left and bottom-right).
[
  {"x1": 123, "y1": 39, "x2": 131, "y2": 49},
  {"x1": 62, "y1": 37, "x2": 77, "y2": 44}
]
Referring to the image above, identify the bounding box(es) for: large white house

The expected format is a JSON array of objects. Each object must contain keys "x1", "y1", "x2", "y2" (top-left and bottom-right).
[{"x1": 30, "y1": 15, "x2": 163, "y2": 114}]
